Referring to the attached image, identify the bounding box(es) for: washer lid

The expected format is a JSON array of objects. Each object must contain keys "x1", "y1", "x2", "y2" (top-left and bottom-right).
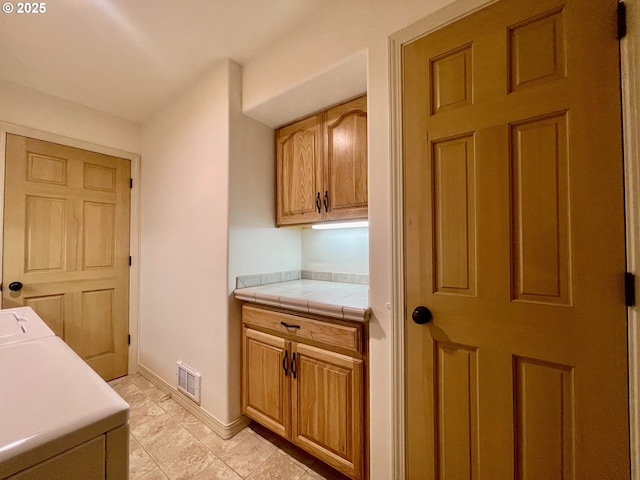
[{"x1": 0, "y1": 307, "x2": 54, "y2": 346}]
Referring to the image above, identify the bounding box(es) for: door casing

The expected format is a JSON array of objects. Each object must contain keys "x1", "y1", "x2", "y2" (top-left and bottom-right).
[
  {"x1": 389, "y1": 0, "x2": 640, "y2": 478},
  {"x1": 0, "y1": 122, "x2": 141, "y2": 377}
]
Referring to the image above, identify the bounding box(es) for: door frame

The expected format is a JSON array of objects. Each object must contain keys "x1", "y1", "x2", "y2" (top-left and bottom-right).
[
  {"x1": 389, "y1": 0, "x2": 640, "y2": 478},
  {"x1": 0, "y1": 122, "x2": 141, "y2": 376}
]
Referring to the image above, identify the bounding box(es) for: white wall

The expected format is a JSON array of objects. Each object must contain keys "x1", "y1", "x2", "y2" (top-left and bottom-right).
[
  {"x1": 301, "y1": 228, "x2": 369, "y2": 274},
  {"x1": 0, "y1": 78, "x2": 140, "y2": 153},
  {"x1": 139, "y1": 60, "x2": 235, "y2": 422},
  {"x1": 228, "y1": 60, "x2": 301, "y2": 281},
  {"x1": 227, "y1": 61, "x2": 302, "y2": 420},
  {"x1": 140, "y1": 59, "x2": 302, "y2": 425}
]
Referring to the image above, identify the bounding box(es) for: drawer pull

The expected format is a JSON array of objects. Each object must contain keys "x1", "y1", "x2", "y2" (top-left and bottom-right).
[
  {"x1": 282, "y1": 349, "x2": 289, "y2": 376},
  {"x1": 280, "y1": 321, "x2": 301, "y2": 329}
]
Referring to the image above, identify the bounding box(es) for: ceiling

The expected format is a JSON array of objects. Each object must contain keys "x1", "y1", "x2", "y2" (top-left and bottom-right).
[{"x1": 0, "y1": 0, "x2": 330, "y2": 122}]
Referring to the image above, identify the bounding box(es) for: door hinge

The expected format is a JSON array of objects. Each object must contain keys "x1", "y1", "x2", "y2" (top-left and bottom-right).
[
  {"x1": 618, "y1": 2, "x2": 627, "y2": 40},
  {"x1": 130, "y1": 178, "x2": 133, "y2": 189},
  {"x1": 129, "y1": 256, "x2": 132, "y2": 266},
  {"x1": 626, "y1": 272, "x2": 635, "y2": 307},
  {"x1": 128, "y1": 334, "x2": 131, "y2": 345}
]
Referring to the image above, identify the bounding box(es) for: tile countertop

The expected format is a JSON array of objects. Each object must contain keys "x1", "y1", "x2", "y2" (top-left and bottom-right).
[{"x1": 233, "y1": 279, "x2": 371, "y2": 322}]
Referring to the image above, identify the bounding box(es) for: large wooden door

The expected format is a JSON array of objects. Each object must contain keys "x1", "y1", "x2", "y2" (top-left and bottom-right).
[
  {"x1": 3, "y1": 134, "x2": 131, "y2": 381},
  {"x1": 403, "y1": 0, "x2": 629, "y2": 478}
]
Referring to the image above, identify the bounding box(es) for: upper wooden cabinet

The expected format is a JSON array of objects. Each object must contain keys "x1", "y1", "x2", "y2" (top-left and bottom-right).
[
  {"x1": 276, "y1": 95, "x2": 368, "y2": 226},
  {"x1": 276, "y1": 114, "x2": 324, "y2": 225}
]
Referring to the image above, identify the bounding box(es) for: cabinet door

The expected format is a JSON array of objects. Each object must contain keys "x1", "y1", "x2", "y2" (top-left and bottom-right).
[
  {"x1": 324, "y1": 96, "x2": 368, "y2": 221},
  {"x1": 291, "y1": 343, "x2": 365, "y2": 480},
  {"x1": 276, "y1": 114, "x2": 324, "y2": 225},
  {"x1": 242, "y1": 327, "x2": 291, "y2": 438}
]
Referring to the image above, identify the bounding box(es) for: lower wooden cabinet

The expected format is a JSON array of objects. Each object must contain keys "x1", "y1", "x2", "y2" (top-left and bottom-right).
[{"x1": 241, "y1": 305, "x2": 367, "y2": 480}]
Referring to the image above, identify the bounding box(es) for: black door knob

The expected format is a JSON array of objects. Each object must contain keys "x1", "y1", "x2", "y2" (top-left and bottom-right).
[
  {"x1": 8, "y1": 281, "x2": 23, "y2": 292},
  {"x1": 412, "y1": 306, "x2": 432, "y2": 324}
]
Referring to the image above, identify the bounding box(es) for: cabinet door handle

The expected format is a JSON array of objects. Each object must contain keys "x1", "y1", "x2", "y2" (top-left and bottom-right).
[
  {"x1": 291, "y1": 352, "x2": 297, "y2": 379},
  {"x1": 280, "y1": 321, "x2": 300, "y2": 329},
  {"x1": 323, "y1": 191, "x2": 328, "y2": 212},
  {"x1": 315, "y1": 192, "x2": 321, "y2": 213},
  {"x1": 282, "y1": 349, "x2": 289, "y2": 376}
]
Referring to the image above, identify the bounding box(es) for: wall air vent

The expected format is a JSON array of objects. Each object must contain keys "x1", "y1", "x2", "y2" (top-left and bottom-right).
[{"x1": 176, "y1": 361, "x2": 201, "y2": 404}]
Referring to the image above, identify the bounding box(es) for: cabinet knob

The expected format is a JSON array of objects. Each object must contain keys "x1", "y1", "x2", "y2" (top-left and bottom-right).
[
  {"x1": 8, "y1": 281, "x2": 23, "y2": 292},
  {"x1": 315, "y1": 193, "x2": 321, "y2": 213}
]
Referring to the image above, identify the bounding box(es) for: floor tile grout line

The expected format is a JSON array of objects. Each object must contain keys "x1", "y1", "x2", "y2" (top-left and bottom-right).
[
  {"x1": 130, "y1": 431, "x2": 164, "y2": 479},
  {"x1": 246, "y1": 450, "x2": 309, "y2": 480},
  {"x1": 243, "y1": 449, "x2": 279, "y2": 479},
  {"x1": 133, "y1": 404, "x2": 217, "y2": 470}
]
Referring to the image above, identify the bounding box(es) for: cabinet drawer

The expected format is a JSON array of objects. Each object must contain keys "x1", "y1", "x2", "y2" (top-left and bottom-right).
[{"x1": 242, "y1": 305, "x2": 363, "y2": 354}]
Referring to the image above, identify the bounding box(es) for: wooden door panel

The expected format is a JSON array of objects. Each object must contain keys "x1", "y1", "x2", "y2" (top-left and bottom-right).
[
  {"x1": 24, "y1": 294, "x2": 65, "y2": 337},
  {"x1": 82, "y1": 289, "x2": 115, "y2": 358},
  {"x1": 431, "y1": 45, "x2": 473, "y2": 114},
  {"x1": 3, "y1": 134, "x2": 130, "y2": 381},
  {"x1": 84, "y1": 287, "x2": 128, "y2": 380},
  {"x1": 434, "y1": 341, "x2": 479, "y2": 479},
  {"x1": 25, "y1": 196, "x2": 66, "y2": 273},
  {"x1": 84, "y1": 163, "x2": 117, "y2": 192},
  {"x1": 508, "y1": 9, "x2": 566, "y2": 92},
  {"x1": 295, "y1": 354, "x2": 351, "y2": 457},
  {"x1": 325, "y1": 96, "x2": 368, "y2": 221},
  {"x1": 513, "y1": 357, "x2": 574, "y2": 480},
  {"x1": 242, "y1": 328, "x2": 290, "y2": 438},
  {"x1": 281, "y1": 130, "x2": 317, "y2": 211},
  {"x1": 26, "y1": 152, "x2": 67, "y2": 185},
  {"x1": 403, "y1": 0, "x2": 628, "y2": 478},
  {"x1": 292, "y1": 343, "x2": 364, "y2": 479},
  {"x1": 83, "y1": 201, "x2": 116, "y2": 269},
  {"x1": 276, "y1": 114, "x2": 323, "y2": 225},
  {"x1": 510, "y1": 114, "x2": 570, "y2": 304},
  {"x1": 432, "y1": 134, "x2": 476, "y2": 295}
]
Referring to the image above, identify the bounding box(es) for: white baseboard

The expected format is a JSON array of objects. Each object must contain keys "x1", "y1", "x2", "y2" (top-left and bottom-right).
[{"x1": 137, "y1": 364, "x2": 250, "y2": 440}]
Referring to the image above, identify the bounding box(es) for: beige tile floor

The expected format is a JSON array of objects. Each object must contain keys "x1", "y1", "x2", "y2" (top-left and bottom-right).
[{"x1": 108, "y1": 374, "x2": 350, "y2": 480}]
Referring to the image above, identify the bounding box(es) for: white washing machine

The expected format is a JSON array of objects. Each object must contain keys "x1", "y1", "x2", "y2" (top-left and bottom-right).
[{"x1": 0, "y1": 307, "x2": 129, "y2": 479}]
